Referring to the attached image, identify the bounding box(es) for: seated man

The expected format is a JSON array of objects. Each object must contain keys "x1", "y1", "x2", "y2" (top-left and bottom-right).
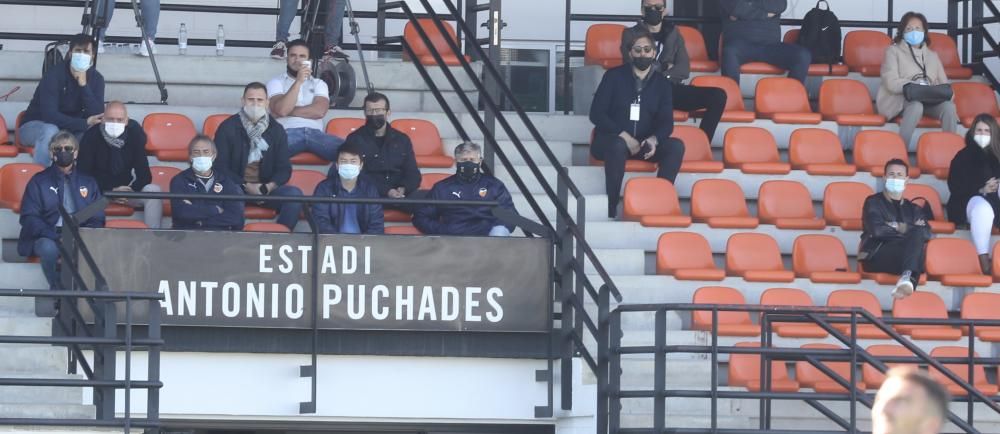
[
  {"x1": 719, "y1": 0, "x2": 811, "y2": 84},
  {"x1": 77, "y1": 101, "x2": 163, "y2": 228},
  {"x1": 311, "y1": 142, "x2": 384, "y2": 234},
  {"x1": 336, "y1": 92, "x2": 422, "y2": 209},
  {"x1": 170, "y1": 135, "x2": 245, "y2": 231},
  {"x1": 414, "y1": 142, "x2": 516, "y2": 236},
  {"x1": 19, "y1": 33, "x2": 105, "y2": 167},
  {"x1": 266, "y1": 39, "x2": 344, "y2": 162},
  {"x1": 18, "y1": 131, "x2": 105, "y2": 293},
  {"x1": 859, "y1": 158, "x2": 931, "y2": 299},
  {"x1": 214, "y1": 82, "x2": 303, "y2": 231}
]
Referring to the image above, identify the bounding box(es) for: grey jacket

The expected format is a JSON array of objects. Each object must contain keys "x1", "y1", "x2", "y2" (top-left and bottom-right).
[
  {"x1": 876, "y1": 41, "x2": 950, "y2": 119},
  {"x1": 623, "y1": 23, "x2": 691, "y2": 83}
]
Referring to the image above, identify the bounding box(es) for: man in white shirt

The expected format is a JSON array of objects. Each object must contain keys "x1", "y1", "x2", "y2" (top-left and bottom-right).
[{"x1": 266, "y1": 39, "x2": 344, "y2": 163}]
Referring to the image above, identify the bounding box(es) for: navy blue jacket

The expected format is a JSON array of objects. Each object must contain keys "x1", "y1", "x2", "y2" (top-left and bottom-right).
[
  {"x1": 719, "y1": 0, "x2": 786, "y2": 45},
  {"x1": 169, "y1": 168, "x2": 245, "y2": 230},
  {"x1": 589, "y1": 64, "x2": 674, "y2": 145},
  {"x1": 213, "y1": 114, "x2": 293, "y2": 186},
  {"x1": 21, "y1": 64, "x2": 105, "y2": 134},
  {"x1": 311, "y1": 175, "x2": 384, "y2": 234},
  {"x1": 18, "y1": 166, "x2": 105, "y2": 257},
  {"x1": 413, "y1": 174, "x2": 516, "y2": 236}
]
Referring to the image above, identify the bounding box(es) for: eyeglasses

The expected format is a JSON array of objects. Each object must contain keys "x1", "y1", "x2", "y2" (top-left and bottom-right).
[
  {"x1": 631, "y1": 46, "x2": 655, "y2": 54},
  {"x1": 53, "y1": 146, "x2": 76, "y2": 152}
]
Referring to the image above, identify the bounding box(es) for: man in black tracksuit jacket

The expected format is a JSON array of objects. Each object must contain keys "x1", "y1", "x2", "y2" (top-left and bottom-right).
[{"x1": 170, "y1": 136, "x2": 245, "y2": 231}]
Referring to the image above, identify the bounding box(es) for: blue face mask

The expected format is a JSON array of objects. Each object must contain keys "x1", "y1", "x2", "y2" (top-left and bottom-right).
[
  {"x1": 903, "y1": 30, "x2": 925, "y2": 46},
  {"x1": 70, "y1": 52, "x2": 92, "y2": 72},
  {"x1": 885, "y1": 178, "x2": 907, "y2": 195},
  {"x1": 338, "y1": 163, "x2": 361, "y2": 180}
]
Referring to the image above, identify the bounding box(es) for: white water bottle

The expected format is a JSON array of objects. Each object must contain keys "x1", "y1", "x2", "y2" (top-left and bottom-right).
[
  {"x1": 216, "y1": 24, "x2": 225, "y2": 56},
  {"x1": 178, "y1": 23, "x2": 188, "y2": 55}
]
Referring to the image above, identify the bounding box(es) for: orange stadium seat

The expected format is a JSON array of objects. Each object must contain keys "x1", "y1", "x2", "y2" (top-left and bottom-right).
[
  {"x1": 289, "y1": 152, "x2": 327, "y2": 165},
  {"x1": 892, "y1": 292, "x2": 962, "y2": 340},
  {"x1": 916, "y1": 132, "x2": 964, "y2": 180},
  {"x1": 792, "y1": 235, "x2": 862, "y2": 284},
  {"x1": 104, "y1": 202, "x2": 135, "y2": 217},
  {"x1": 862, "y1": 345, "x2": 918, "y2": 389},
  {"x1": 0, "y1": 163, "x2": 44, "y2": 213},
  {"x1": 589, "y1": 128, "x2": 657, "y2": 172},
  {"x1": 383, "y1": 209, "x2": 412, "y2": 223},
  {"x1": 759, "y1": 288, "x2": 828, "y2": 338},
  {"x1": 782, "y1": 30, "x2": 850, "y2": 76},
  {"x1": 754, "y1": 77, "x2": 821, "y2": 124},
  {"x1": 244, "y1": 206, "x2": 278, "y2": 220},
  {"x1": 844, "y1": 30, "x2": 891, "y2": 76},
  {"x1": 757, "y1": 180, "x2": 825, "y2": 230},
  {"x1": 728, "y1": 342, "x2": 799, "y2": 392},
  {"x1": 143, "y1": 113, "x2": 198, "y2": 162},
  {"x1": 853, "y1": 130, "x2": 920, "y2": 177},
  {"x1": 826, "y1": 289, "x2": 890, "y2": 339},
  {"x1": 901, "y1": 183, "x2": 955, "y2": 233},
  {"x1": 105, "y1": 219, "x2": 149, "y2": 229},
  {"x1": 929, "y1": 346, "x2": 998, "y2": 396},
  {"x1": 723, "y1": 127, "x2": 791, "y2": 174},
  {"x1": 928, "y1": 32, "x2": 974, "y2": 79},
  {"x1": 719, "y1": 38, "x2": 784, "y2": 75},
  {"x1": 385, "y1": 225, "x2": 423, "y2": 235},
  {"x1": 583, "y1": 24, "x2": 626, "y2": 69},
  {"x1": 622, "y1": 178, "x2": 691, "y2": 227},
  {"x1": 796, "y1": 343, "x2": 864, "y2": 393},
  {"x1": 392, "y1": 119, "x2": 455, "y2": 168},
  {"x1": 788, "y1": 128, "x2": 856, "y2": 176},
  {"x1": 287, "y1": 169, "x2": 326, "y2": 196},
  {"x1": 201, "y1": 114, "x2": 229, "y2": 139},
  {"x1": 677, "y1": 26, "x2": 719, "y2": 72},
  {"x1": 691, "y1": 287, "x2": 760, "y2": 336},
  {"x1": 925, "y1": 238, "x2": 993, "y2": 287},
  {"x1": 0, "y1": 114, "x2": 18, "y2": 157},
  {"x1": 690, "y1": 76, "x2": 756, "y2": 123},
  {"x1": 244, "y1": 222, "x2": 291, "y2": 233},
  {"x1": 960, "y1": 292, "x2": 1000, "y2": 341},
  {"x1": 858, "y1": 260, "x2": 928, "y2": 286},
  {"x1": 14, "y1": 111, "x2": 32, "y2": 155},
  {"x1": 818, "y1": 79, "x2": 887, "y2": 126},
  {"x1": 326, "y1": 118, "x2": 365, "y2": 138},
  {"x1": 725, "y1": 233, "x2": 795, "y2": 283},
  {"x1": 149, "y1": 166, "x2": 180, "y2": 217},
  {"x1": 823, "y1": 182, "x2": 874, "y2": 230},
  {"x1": 419, "y1": 172, "x2": 450, "y2": 190},
  {"x1": 656, "y1": 232, "x2": 724, "y2": 280},
  {"x1": 952, "y1": 82, "x2": 1000, "y2": 128},
  {"x1": 403, "y1": 19, "x2": 470, "y2": 66},
  {"x1": 672, "y1": 125, "x2": 724, "y2": 173},
  {"x1": 690, "y1": 179, "x2": 759, "y2": 228}
]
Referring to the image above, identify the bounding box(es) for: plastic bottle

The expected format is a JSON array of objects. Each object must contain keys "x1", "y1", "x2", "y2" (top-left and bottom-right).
[
  {"x1": 216, "y1": 24, "x2": 225, "y2": 56},
  {"x1": 178, "y1": 23, "x2": 188, "y2": 55}
]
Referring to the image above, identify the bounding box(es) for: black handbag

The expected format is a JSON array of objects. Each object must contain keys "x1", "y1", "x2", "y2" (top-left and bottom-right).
[{"x1": 902, "y1": 44, "x2": 953, "y2": 105}]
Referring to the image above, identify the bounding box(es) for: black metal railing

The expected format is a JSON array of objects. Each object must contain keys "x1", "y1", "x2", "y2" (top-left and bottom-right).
[
  {"x1": 950, "y1": 0, "x2": 1000, "y2": 88},
  {"x1": 608, "y1": 304, "x2": 1000, "y2": 434}
]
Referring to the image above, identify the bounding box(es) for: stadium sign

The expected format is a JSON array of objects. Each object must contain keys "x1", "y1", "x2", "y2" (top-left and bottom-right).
[{"x1": 78, "y1": 228, "x2": 551, "y2": 333}]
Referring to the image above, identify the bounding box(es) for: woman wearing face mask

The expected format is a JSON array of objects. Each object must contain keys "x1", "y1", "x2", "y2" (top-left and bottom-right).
[
  {"x1": 946, "y1": 114, "x2": 1000, "y2": 273},
  {"x1": 311, "y1": 142, "x2": 384, "y2": 234},
  {"x1": 876, "y1": 11, "x2": 958, "y2": 147}
]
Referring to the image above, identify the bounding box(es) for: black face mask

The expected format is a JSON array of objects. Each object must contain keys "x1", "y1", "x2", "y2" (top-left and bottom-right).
[
  {"x1": 54, "y1": 150, "x2": 75, "y2": 168},
  {"x1": 366, "y1": 114, "x2": 387, "y2": 131},
  {"x1": 643, "y1": 7, "x2": 664, "y2": 26},
  {"x1": 632, "y1": 56, "x2": 655, "y2": 71},
  {"x1": 456, "y1": 161, "x2": 481, "y2": 183}
]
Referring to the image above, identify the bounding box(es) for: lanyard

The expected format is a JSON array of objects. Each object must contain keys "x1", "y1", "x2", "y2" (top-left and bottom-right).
[{"x1": 907, "y1": 44, "x2": 929, "y2": 80}]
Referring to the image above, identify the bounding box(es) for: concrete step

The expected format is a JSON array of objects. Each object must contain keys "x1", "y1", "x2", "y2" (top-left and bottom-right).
[
  {"x1": 0, "y1": 315, "x2": 52, "y2": 336},
  {"x1": 0, "y1": 403, "x2": 93, "y2": 420},
  {"x1": 0, "y1": 344, "x2": 68, "y2": 374},
  {"x1": 618, "y1": 413, "x2": 753, "y2": 430},
  {"x1": 0, "y1": 428, "x2": 122, "y2": 434},
  {"x1": 0, "y1": 262, "x2": 49, "y2": 294},
  {"x1": 511, "y1": 193, "x2": 609, "y2": 224},
  {"x1": 0, "y1": 372, "x2": 85, "y2": 405},
  {"x1": 587, "y1": 249, "x2": 645, "y2": 276}
]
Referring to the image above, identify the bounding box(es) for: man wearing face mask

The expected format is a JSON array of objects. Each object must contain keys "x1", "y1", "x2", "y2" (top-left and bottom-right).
[
  {"x1": 19, "y1": 132, "x2": 105, "y2": 300},
  {"x1": 266, "y1": 39, "x2": 344, "y2": 163},
  {"x1": 859, "y1": 159, "x2": 931, "y2": 299},
  {"x1": 311, "y1": 142, "x2": 384, "y2": 234},
  {"x1": 624, "y1": 0, "x2": 727, "y2": 141},
  {"x1": 169, "y1": 135, "x2": 245, "y2": 231},
  {"x1": 77, "y1": 101, "x2": 163, "y2": 229},
  {"x1": 19, "y1": 33, "x2": 105, "y2": 167},
  {"x1": 413, "y1": 142, "x2": 516, "y2": 237},
  {"x1": 214, "y1": 82, "x2": 303, "y2": 231},
  {"x1": 590, "y1": 27, "x2": 685, "y2": 219},
  {"x1": 336, "y1": 92, "x2": 422, "y2": 210}
]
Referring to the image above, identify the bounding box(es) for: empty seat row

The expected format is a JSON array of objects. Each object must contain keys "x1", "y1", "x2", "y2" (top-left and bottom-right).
[{"x1": 659, "y1": 232, "x2": 996, "y2": 286}]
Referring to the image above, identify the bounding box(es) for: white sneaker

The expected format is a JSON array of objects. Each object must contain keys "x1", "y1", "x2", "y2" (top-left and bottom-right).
[
  {"x1": 892, "y1": 271, "x2": 915, "y2": 299},
  {"x1": 97, "y1": 41, "x2": 106, "y2": 54},
  {"x1": 138, "y1": 38, "x2": 157, "y2": 57}
]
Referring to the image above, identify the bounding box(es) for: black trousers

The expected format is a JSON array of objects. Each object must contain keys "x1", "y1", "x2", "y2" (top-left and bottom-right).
[
  {"x1": 592, "y1": 133, "x2": 685, "y2": 217},
  {"x1": 673, "y1": 82, "x2": 727, "y2": 142},
  {"x1": 862, "y1": 229, "x2": 929, "y2": 279}
]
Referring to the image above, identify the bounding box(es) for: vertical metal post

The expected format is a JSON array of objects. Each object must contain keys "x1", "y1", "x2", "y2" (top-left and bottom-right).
[
  {"x1": 377, "y1": 0, "x2": 386, "y2": 45},
  {"x1": 557, "y1": 176, "x2": 573, "y2": 411},
  {"x1": 563, "y1": 0, "x2": 572, "y2": 114},
  {"x1": 887, "y1": 0, "x2": 895, "y2": 35},
  {"x1": 850, "y1": 313, "x2": 857, "y2": 434},
  {"x1": 482, "y1": 0, "x2": 503, "y2": 169},
  {"x1": 711, "y1": 310, "x2": 718, "y2": 434},
  {"x1": 146, "y1": 298, "x2": 161, "y2": 428},
  {"x1": 968, "y1": 324, "x2": 975, "y2": 425},
  {"x1": 299, "y1": 214, "x2": 321, "y2": 414},
  {"x1": 95, "y1": 298, "x2": 117, "y2": 420},
  {"x1": 761, "y1": 313, "x2": 772, "y2": 430},
  {"x1": 609, "y1": 311, "x2": 622, "y2": 434},
  {"x1": 462, "y1": 0, "x2": 475, "y2": 60},
  {"x1": 972, "y1": 0, "x2": 984, "y2": 68},
  {"x1": 596, "y1": 285, "x2": 610, "y2": 434},
  {"x1": 653, "y1": 309, "x2": 666, "y2": 434}
]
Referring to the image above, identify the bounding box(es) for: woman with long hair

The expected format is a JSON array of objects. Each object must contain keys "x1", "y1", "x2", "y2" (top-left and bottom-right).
[{"x1": 947, "y1": 113, "x2": 1000, "y2": 273}]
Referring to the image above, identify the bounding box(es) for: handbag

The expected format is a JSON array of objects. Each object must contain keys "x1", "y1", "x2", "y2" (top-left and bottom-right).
[{"x1": 902, "y1": 44, "x2": 953, "y2": 105}]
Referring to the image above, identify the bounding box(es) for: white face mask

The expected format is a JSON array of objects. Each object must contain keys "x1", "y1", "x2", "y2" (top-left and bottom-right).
[
  {"x1": 243, "y1": 104, "x2": 267, "y2": 121},
  {"x1": 103, "y1": 122, "x2": 126, "y2": 138},
  {"x1": 192, "y1": 156, "x2": 214, "y2": 173},
  {"x1": 975, "y1": 134, "x2": 992, "y2": 149},
  {"x1": 885, "y1": 178, "x2": 906, "y2": 195}
]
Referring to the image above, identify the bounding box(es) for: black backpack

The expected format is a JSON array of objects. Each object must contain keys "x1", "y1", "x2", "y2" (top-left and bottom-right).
[{"x1": 797, "y1": 1, "x2": 842, "y2": 69}]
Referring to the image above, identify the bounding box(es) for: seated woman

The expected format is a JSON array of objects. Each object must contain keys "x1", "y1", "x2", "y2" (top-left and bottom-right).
[
  {"x1": 876, "y1": 11, "x2": 958, "y2": 147},
  {"x1": 946, "y1": 113, "x2": 1000, "y2": 273}
]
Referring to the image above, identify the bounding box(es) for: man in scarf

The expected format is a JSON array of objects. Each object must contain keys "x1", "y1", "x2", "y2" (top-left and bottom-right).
[
  {"x1": 77, "y1": 101, "x2": 163, "y2": 228},
  {"x1": 214, "y1": 82, "x2": 303, "y2": 231}
]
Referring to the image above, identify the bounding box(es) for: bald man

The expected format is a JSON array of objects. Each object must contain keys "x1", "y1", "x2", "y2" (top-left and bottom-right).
[
  {"x1": 77, "y1": 101, "x2": 163, "y2": 228},
  {"x1": 872, "y1": 367, "x2": 949, "y2": 434}
]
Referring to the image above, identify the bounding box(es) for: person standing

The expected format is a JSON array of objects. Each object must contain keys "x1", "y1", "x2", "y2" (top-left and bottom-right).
[{"x1": 272, "y1": 0, "x2": 348, "y2": 60}]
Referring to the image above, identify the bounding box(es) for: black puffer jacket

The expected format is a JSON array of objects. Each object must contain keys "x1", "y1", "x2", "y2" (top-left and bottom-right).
[
  {"x1": 947, "y1": 139, "x2": 1000, "y2": 226},
  {"x1": 859, "y1": 193, "x2": 931, "y2": 261}
]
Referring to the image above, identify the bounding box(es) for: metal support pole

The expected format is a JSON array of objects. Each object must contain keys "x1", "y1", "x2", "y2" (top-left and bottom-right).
[{"x1": 482, "y1": 0, "x2": 503, "y2": 169}]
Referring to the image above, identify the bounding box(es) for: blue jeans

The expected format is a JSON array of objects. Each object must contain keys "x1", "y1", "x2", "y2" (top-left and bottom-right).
[
  {"x1": 96, "y1": 0, "x2": 161, "y2": 40},
  {"x1": 34, "y1": 238, "x2": 61, "y2": 289},
  {"x1": 261, "y1": 185, "x2": 304, "y2": 230},
  {"x1": 286, "y1": 127, "x2": 344, "y2": 162},
  {"x1": 721, "y1": 39, "x2": 811, "y2": 84},
  {"x1": 19, "y1": 121, "x2": 60, "y2": 166},
  {"x1": 277, "y1": 0, "x2": 346, "y2": 47}
]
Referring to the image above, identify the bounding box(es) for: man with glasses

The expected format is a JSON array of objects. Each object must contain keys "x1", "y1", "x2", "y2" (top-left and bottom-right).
[
  {"x1": 719, "y1": 0, "x2": 811, "y2": 84},
  {"x1": 333, "y1": 92, "x2": 422, "y2": 211}
]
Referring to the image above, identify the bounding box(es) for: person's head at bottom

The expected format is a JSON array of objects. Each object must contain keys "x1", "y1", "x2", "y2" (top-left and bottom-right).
[{"x1": 872, "y1": 367, "x2": 948, "y2": 434}]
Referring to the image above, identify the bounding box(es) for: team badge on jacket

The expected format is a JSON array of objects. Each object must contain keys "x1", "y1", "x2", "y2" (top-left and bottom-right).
[
  {"x1": 213, "y1": 183, "x2": 224, "y2": 193},
  {"x1": 479, "y1": 188, "x2": 488, "y2": 198},
  {"x1": 79, "y1": 186, "x2": 88, "y2": 198}
]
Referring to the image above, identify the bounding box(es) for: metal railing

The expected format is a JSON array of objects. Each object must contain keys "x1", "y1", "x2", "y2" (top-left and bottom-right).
[
  {"x1": 950, "y1": 0, "x2": 1000, "y2": 88},
  {"x1": 607, "y1": 304, "x2": 1000, "y2": 434}
]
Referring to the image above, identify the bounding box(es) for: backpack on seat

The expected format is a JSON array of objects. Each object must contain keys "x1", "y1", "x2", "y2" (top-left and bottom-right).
[{"x1": 796, "y1": 0, "x2": 842, "y2": 72}]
